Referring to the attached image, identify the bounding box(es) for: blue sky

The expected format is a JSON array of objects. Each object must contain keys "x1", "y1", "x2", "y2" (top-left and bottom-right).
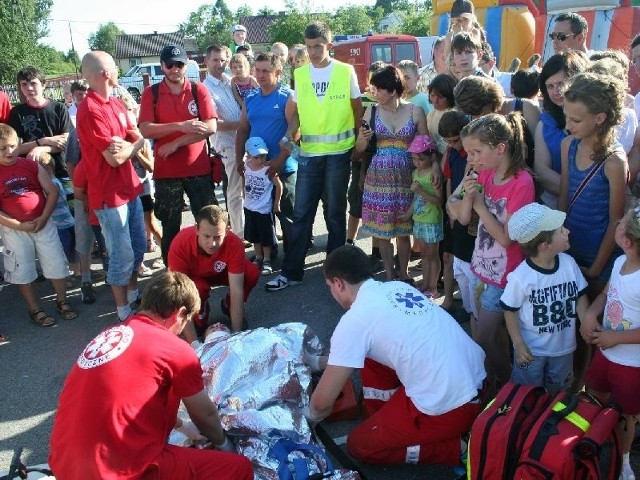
[{"x1": 42, "y1": 0, "x2": 375, "y2": 56}]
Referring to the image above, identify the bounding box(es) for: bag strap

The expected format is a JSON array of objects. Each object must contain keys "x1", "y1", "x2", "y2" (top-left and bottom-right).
[
  {"x1": 568, "y1": 141, "x2": 610, "y2": 213},
  {"x1": 370, "y1": 104, "x2": 377, "y2": 129},
  {"x1": 268, "y1": 438, "x2": 334, "y2": 480}
]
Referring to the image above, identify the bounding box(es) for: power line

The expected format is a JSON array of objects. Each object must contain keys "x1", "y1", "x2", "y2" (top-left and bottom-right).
[{"x1": 49, "y1": 18, "x2": 180, "y2": 27}]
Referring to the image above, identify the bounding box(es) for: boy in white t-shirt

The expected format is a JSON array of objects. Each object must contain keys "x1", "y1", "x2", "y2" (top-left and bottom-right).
[
  {"x1": 243, "y1": 137, "x2": 282, "y2": 276},
  {"x1": 500, "y1": 203, "x2": 589, "y2": 393}
]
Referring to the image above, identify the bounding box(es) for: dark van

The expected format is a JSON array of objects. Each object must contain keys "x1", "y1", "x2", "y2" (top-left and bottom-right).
[{"x1": 332, "y1": 34, "x2": 421, "y2": 91}]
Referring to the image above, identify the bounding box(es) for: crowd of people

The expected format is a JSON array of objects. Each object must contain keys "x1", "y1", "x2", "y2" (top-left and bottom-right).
[{"x1": 0, "y1": 2, "x2": 639, "y2": 478}]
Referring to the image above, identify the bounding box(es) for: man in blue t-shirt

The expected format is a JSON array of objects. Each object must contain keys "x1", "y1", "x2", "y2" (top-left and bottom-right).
[{"x1": 235, "y1": 52, "x2": 297, "y2": 254}]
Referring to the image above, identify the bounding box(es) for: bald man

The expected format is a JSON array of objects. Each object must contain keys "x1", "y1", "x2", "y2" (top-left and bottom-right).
[{"x1": 76, "y1": 51, "x2": 147, "y2": 321}]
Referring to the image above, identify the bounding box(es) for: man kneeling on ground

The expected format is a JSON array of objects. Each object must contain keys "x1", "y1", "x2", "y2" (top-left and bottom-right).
[
  {"x1": 168, "y1": 205, "x2": 259, "y2": 342},
  {"x1": 49, "y1": 271, "x2": 253, "y2": 479},
  {"x1": 309, "y1": 245, "x2": 486, "y2": 466}
]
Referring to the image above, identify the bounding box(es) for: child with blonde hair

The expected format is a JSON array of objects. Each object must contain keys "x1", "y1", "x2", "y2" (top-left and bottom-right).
[{"x1": 230, "y1": 53, "x2": 258, "y2": 105}]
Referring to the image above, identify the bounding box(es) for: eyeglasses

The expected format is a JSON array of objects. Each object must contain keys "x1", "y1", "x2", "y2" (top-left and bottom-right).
[
  {"x1": 549, "y1": 32, "x2": 577, "y2": 42},
  {"x1": 165, "y1": 62, "x2": 186, "y2": 69}
]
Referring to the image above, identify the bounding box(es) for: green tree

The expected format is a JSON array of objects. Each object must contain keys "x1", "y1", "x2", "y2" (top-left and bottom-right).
[
  {"x1": 88, "y1": 22, "x2": 125, "y2": 56},
  {"x1": 235, "y1": 4, "x2": 253, "y2": 20},
  {"x1": 0, "y1": 0, "x2": 53, "y2": 84},
  {"x1": 400, "y1": 4, "x2": 431, "y2": 37},
  {"x1": 180, "y1": 0, "x2": 234, "y2": 51},
  {"x1": 268, "y1": 1, "x2": 331, "y2": 47},
  {"x1": 38, "y1": 45, "x2": 76, "y2": 76},
  {"x1": 332, "y1": 5, "x2": 374, "y2": 36},
  {"x1": 257, "y1": 6, "x2": 277, "y2": 15}
]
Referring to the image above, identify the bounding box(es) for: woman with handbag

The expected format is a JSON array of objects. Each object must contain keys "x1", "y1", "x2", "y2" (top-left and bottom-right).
[{"x1": 357, "y1": 66, "x2": 428, "y2": 283}]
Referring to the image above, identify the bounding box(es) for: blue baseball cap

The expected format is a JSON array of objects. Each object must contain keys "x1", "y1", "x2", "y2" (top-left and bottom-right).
[{"x1": 245, "y1": 137, "x2": 268, "y2": 156}]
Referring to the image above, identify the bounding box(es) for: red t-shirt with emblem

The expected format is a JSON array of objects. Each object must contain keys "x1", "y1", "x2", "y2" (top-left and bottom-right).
[
  {"x1": 49, "y1": 314, "x2": 204, "y2": 480},
  {"x1": 76, "y1": 90, "x2": 142, "y2": 211},
  {"x1": 138, "y1": 80, "x2": 218, "y2": 180},
  {"x1": 0, "y1": 157, "x2": 46, "y2": 222},
  {"x1": 167, "y1": 225, "x2": 246, "y2": 280}
]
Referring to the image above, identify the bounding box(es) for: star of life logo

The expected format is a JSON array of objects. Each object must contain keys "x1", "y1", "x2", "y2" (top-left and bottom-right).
[
  {"x1": 171, "y1": 47, "x2": 181, "y2": 56},
  {"x1": 213, "y1": 260, "x2": 227, "y2": 273},
  {"x1": 388, "y1": 289, "x2": 431, "y2": 316},
  {"x1": 77, "y1": 325, "x2": 134, "y2": 369},
  {"x1": 188, "y1": 100, "x2": 199, "y2": 117}
]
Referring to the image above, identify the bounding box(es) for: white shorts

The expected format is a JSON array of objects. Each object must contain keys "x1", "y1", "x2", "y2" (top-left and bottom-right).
[
  {"x1": 1, "y1": 219, "x2": 69, "y2": 284},
  {"x1": 453, "y1": 256, "x2": 475, "y2": 316}
]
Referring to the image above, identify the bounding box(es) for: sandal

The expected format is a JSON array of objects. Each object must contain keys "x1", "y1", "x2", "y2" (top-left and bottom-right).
[
  {"x1": 56, "y1": 300, "x2": 78, "y2": 320},
  {"x1": 29, "y1": 309, "x2": 56, "y2": 327}
]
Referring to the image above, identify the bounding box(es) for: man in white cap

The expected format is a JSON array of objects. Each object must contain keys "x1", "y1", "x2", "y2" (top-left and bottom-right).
[{"x1": 230, "y1": 25, "x2": 250, "y2": 53}]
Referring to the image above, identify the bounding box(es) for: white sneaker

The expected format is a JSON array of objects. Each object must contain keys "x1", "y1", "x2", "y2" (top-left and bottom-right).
[
  {"x1": 620, "y1": 463, "x2": 636, "y2": 480},
  {"x1": 265, "y1": 274, "x2": 301, "y2": 292}
]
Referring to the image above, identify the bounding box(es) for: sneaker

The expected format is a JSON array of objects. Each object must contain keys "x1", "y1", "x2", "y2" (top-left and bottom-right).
[
  {"x1": 151, "y1": 258, "x2": 164, "y2": 269},
  {"x1": 265, "y1": 274, "x2": 301, "y2": 292},
  {"x1": 620, "y1": 463, "x2": 636, "y2": 480},
  {"x1": 261, "y1": 261, "x2": 273, "y2": 276},
  {"x1": 81, "y1": 282, "x2": 96, "y2": 304},
  {"x1": 253, "y1": 257, "x2": 264, "y2": 269}
]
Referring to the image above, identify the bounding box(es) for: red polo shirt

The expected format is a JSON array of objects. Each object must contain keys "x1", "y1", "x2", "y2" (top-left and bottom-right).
[
  {"x1": 168, "y1": 225, "x2": 245, "y2": 279},
  {"x1": 76, "y1": 90, "x2": 142, "y2": 211},
  {"x1": 138, "y1": 80, "x2": 217, "y2": 180}
]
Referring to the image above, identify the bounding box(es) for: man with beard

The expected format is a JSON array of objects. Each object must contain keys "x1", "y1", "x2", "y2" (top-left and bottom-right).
[{"x1": 139, "y1": 45, "x2": 218, "y2": 263}]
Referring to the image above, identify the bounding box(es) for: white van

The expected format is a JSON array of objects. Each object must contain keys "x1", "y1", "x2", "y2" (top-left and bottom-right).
[{"x1": 119, "y1": 60, "x2": 200, "y2": 102}]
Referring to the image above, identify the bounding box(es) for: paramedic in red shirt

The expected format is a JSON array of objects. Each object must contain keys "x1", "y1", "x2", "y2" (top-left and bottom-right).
[
  {"x1": 49, "y1": 271, "x2": 253, "y2": 480},
  {"x1": 168, "y1": 205, "x2": 259, "y2": 341}
]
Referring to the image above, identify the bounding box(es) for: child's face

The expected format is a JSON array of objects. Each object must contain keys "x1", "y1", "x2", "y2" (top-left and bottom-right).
[
  {"x1": 401, "y1": 70, "x2": 418, "y2": 93},
  {"x1": 247, "y1": 153, "x2": 267, "y2": 165},
  {"x1": 443, "y1": 135, "x2": 464, "y2": 152},
  {"x1": 294, "y1": 56, "x2": 308, "y2": 69},
  {"x1": 233, "y1": 30, "x2": 247, "y2": 45},
  {"x1": 0, "y1": 135, "x2": 18, "y2": 166},
  {"x1": 429, "y1": 90, "x2": 449, "y2": 111},
  {"x1": 563, "y1": 99, "x2": 604, "y2": 140},
  {"x1": 453, "y1": 48, "x2": 479, "y2": 75},
  {"x1": 19, "y1": 78, "x2": 45, "y2": 103},
  {"x1": 412, "y1": 151, "x2": 434, "y2": 169},
  {"x1": 231, "y1": 61, "x2": 248, "y2": 78},
  {"x1": 462, "y1": 135, "x2": 502, "y2": 171},
  {"x1": 545, "y1": 226, "x2": 570, "y2": 254},
  {"x1": 615, "y1": 214, "x2": 632, "y2": 250}
]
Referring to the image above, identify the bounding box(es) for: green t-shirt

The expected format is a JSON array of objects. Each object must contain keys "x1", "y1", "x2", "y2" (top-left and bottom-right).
[{"x1": 412, "y1": 169, "x2": 442, "y2": 224}]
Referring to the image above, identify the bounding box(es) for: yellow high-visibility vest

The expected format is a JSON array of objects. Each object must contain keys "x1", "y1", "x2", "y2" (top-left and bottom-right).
[{"x1": 295, "y1": 61, "x2": 356, "y2": 154}]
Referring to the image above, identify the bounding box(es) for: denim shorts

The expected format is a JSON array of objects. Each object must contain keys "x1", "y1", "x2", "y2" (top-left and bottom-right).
[
  {"x1": 470, "y1": 275, "x2": 505, "y2": 313},
  {"x1": 511, "y1": 352, "x2": 573, "y2": 394},
  {"x1": 94, "y1": 198, "x2": 146, "y2": 286}
]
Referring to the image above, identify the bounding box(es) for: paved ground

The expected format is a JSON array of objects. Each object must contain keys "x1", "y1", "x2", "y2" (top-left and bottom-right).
[{"x1": 0, "y1": 195, "x2": 638, "y2": 479}]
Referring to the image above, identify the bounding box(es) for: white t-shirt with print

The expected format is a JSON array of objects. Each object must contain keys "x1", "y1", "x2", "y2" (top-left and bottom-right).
[
  {"x1": 328, "y1": 279, "x2": 486, "y2": 416},
  {"x1": 601, "y1": 255, "x2": 640, "y2": 367},
  {"x1": 500, "y1": 253, "x2": 588, "y2": 357},
  {"x1": 292, "y1": 60, "x2": 361, "y2": 103}
]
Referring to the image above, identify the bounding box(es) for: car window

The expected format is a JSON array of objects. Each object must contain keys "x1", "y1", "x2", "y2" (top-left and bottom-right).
[
  {"x1": 371, "y1": 44, "x2": 392, "y2": 63},
  {"x1": 153, "y1": 66, "x2": 164, "y2": 77},
  {"x1": 396, "y1": 43, "x2": 416, "y2": 63}
]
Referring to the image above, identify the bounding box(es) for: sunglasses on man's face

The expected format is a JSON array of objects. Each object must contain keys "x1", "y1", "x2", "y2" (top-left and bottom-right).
[
  {"x1": 549, "y1": 32, "x2": 576, "y2": 42},
  {"x1": 165, "y1": 62, "x2": 186, "y2": 69}
]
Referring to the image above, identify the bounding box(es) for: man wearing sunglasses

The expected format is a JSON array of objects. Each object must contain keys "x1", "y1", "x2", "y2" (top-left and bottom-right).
[
  {"x1": 550, "y1": 12, "x2": 589, "y2": 55},
  {"x1": 139, "y1": 45, "x2": 218, "y2": 264}
]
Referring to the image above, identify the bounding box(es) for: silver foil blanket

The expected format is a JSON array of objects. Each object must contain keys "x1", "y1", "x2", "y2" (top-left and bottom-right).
[{"x1": 168, "y1": 322, "x2": 360, "y2": 480}]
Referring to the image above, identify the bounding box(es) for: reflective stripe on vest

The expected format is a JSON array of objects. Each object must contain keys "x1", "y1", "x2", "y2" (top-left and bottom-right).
[{"x1": 295, "y1": 61, "x2": 356, "y2": 154}]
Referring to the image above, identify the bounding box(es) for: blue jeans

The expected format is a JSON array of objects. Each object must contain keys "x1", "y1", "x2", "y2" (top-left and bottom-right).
[
  {"x1": 276, "y1": 171, "x2": 297, "y2": 255},
  {"x1": 281, "y1": 151, "x2": 351, "y2": 281},
  {"x1": 95, "y1": 197, "x2": 146, "y2": 286}
]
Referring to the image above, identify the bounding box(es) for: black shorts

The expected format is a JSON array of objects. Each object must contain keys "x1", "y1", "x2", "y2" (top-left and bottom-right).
[
  {"x1": 140, "y1": 194, "x2": 154, "y2": 212},
  {"x1": 244, "y1": 208, "x2": 275, "y2": 246},
  {"x1": 441, "y1": 212, "x2": 453, "y2": 254},
  {"x1": 348, "y1": 161, "x2": 363, "y2": 218}
]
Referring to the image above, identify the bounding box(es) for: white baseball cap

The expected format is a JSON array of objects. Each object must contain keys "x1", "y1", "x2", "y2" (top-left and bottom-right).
[{"x1": 508, "y1": 203, "x2": 566, "y2": 243}]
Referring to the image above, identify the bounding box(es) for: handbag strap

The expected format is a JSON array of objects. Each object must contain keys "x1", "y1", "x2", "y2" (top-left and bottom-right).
[
  {"x1": 568, "y1": 142, "x2": 609, "y2": 213},
  {"x1": 370, "y1": 104, "x2": 377, "y2": 129}
]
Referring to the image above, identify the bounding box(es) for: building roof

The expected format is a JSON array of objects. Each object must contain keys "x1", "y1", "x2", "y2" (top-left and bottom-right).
[
  {"x1": 114, "y1": 31, "x2": 198, "y2": 59},
  {"x1": 239, "y1": 15, "x2": 282, "y2": 45}
]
